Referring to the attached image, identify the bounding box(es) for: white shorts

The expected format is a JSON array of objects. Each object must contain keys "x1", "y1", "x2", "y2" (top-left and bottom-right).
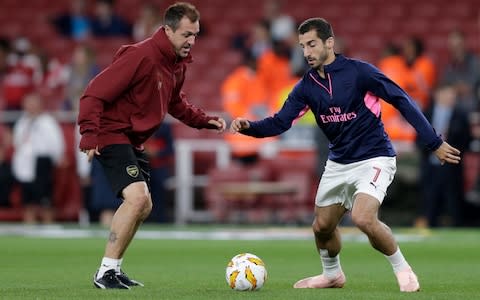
[{"x1": 315, "y1": 156, "x2": 396, "y2": 210}]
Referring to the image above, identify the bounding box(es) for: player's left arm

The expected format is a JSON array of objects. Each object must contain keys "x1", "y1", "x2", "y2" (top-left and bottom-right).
[
  {"x1": 357, "y1": 62, "x2": 444, "y2": 152},
  {"x1": 358, "y1": 62, "x2": 462, "y2": 164}
]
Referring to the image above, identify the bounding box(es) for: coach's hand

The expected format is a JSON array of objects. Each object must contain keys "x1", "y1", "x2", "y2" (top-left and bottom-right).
[
  {"x1": 434, "y1": 141, "x2": 461, "y2": 165},
  {"x1": 208, "y1": 118, "x2": 226, "y2": 133},
  {"x1": 82, "y1": 146, "x2": 100, "y2": 162},
  {"x1": 230, "y1": 118, "x2": 250, "y2": 133}
]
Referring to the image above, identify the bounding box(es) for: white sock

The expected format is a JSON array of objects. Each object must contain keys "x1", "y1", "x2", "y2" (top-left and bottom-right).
[
  {"x1": 320, "y1": 249, "x2": 342, "y2": 279},
  {"x1": 385, "y1": 248, "x2": 410, "y2": 273},
  {"x1": 97, "y1": 257, "x2": 120, "y2": 279},
  {"x1": 116, "y1": 258, "x2": 123, "y2": 274}
]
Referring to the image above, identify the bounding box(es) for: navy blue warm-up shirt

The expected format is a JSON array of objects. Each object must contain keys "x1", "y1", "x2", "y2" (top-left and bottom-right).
[{"x1": 241, "y1": 54, "x2": 442, "y2": 164}]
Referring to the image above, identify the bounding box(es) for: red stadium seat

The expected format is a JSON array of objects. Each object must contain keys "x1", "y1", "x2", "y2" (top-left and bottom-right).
[{"x1": 204, "y1": 161, "x2": 275, "y2": 223}]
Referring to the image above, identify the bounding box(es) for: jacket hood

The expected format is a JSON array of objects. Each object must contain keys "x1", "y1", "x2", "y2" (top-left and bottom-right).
[{"x1": 152, "y1": 27, "x2": 193, "y2": 64}]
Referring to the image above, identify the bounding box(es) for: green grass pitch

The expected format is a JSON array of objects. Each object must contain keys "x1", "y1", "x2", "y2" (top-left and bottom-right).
[{"x1": 0, "y1": 227, "x2": 478, "y2": 299}]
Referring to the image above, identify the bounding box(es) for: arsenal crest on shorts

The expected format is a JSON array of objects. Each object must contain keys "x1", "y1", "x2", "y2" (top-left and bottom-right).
[{"x1": 126, "y1": 165, "x2": 139, "y2": 178}]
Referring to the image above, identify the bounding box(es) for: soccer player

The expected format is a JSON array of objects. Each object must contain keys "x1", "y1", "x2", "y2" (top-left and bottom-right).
[
  {"x1": 230, "y1": 18, "x2": 461, "y2": 292},
  {"x1": 78, "y1": 2, "x2": 226, "y2": 289}
]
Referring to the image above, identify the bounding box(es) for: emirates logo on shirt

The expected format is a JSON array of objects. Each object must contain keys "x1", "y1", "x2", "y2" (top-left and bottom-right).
[
  {"x1": 126, "y1": 165, "x2": 139, "y2": 178},
  {"x1": 319, "y1": 106, "x2": 357, "y2": 123}
]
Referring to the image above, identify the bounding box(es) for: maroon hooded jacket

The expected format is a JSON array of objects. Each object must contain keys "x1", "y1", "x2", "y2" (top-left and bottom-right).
[{"x1": 78, "y1": 27, "x2": 218, "y2": 150}]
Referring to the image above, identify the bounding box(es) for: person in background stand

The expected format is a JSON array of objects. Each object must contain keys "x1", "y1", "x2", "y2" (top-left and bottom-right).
[
  {"x1": 51, "y1": 0, "x2": 92, "y2": 41},
  {"x1": 64, "y1": 44, "x2": 100, "y2": 112},
  {"x1": 12, "y1": 93, "x2": 65, "y2": 223},
  {"x1": 144, "y1": 123, "x2": 174, "y2": 222},
  {"x1": 90, "y1": 0, "x2": 131, "y2": 37},
  {"x1": 133, "y1": 3, "x2": 163, "y2": 42},
  {"x1": 75, "y1": 125, "x2": 93, "y2": 224},
  {"x1": 221, "y1": 50, "x2": 276, "y2": 165},
  {"x1": 415, "y1": 82, "x2": 472, "y2": 227},
  {"x1": 441, "y1": 29, "x2": 480, "y2": 109},
  {"x1": 0, "y1": 125, "x2": 14, "y2": 207}
]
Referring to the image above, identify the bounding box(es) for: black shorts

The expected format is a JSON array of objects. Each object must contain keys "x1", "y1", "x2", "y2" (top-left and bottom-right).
[
  {"x1": 21, "y1": 156, "x2": 54, "y2": 206},
  {"x1": 95, "y1": 144, "x2": 151, "y2": 198}
]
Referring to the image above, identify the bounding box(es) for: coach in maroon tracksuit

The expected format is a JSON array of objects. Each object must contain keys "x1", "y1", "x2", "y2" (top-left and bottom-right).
[{"x1": 78, "y1": 2, "x2": 226, "y2": 289}]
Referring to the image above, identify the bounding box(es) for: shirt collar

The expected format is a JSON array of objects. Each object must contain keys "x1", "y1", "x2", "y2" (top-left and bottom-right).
[{"x1": 323, "y1": 53, "x2": 346, "y2": 73}]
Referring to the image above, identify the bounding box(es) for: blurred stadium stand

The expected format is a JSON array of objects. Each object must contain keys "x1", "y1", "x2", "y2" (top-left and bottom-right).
[
  {"x1": 0, "y1": 0, "x2": 477, "y2": 112},
  {"x1": 0, "y1": 0, "x2": 478, "y2": 224}
]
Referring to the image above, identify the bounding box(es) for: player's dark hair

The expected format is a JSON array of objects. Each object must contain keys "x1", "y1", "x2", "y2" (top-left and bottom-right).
[
  {"x1": 164, "y1": 2, "x2": 200, "y2": 31},
  {"x1": 298, "y1": 18, "x2": 334, "y2": 42}
]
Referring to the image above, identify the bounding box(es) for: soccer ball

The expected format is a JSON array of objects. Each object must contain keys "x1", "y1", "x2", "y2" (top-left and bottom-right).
[{"x1": 225, "y1": 253, "x2": 267, "y2": 291}]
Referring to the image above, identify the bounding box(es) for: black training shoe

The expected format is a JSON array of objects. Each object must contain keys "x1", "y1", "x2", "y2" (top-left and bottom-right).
[
  {"x1": 93, "y1": 269, "x2": 130, "y2": 289},
  {"x1": 117, "y1": 269, "x2": 144, "y2": 287}
]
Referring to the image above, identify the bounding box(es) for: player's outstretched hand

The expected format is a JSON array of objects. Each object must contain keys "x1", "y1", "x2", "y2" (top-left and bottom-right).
[
  {"x1": 230, "y1": 118, "x2": 250, "y2": 133},
  {"x1": 208, "y1": 118, "x2": 226, "y2": 133},
  {"x1": 434, "y1": 141, "x2": 461, "y2": 165}
]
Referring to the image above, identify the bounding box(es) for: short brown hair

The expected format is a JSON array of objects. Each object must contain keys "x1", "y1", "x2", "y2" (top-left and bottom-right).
[
  {"x1": 164, "y1": 2, "x2": 200, "y2": 31},
  {"x1": 298, "y1": 18, "x2": 334, "y2": 42}
]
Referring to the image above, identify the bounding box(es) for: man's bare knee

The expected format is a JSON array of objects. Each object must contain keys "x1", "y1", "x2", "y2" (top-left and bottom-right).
[
  {"x1": 351, "y1": 193, "x2": 382, "y2": 233},
  {"x1": 122, "y1": 182, "x2": 152, "y2": 219},
  {"x1": 312, "y1": 204, "x2": 346, "y2": 237},
  {"x1": 351, "y1": 212, "x2": 377, "y2": 233},
  {"x1": 312, "y1": 217, "x2": 336, "y2": 236}
]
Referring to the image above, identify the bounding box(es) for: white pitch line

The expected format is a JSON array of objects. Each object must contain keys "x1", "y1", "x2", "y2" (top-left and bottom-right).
[{"x1": 0, "y1": 224, "x2": 427, "y2": 241}]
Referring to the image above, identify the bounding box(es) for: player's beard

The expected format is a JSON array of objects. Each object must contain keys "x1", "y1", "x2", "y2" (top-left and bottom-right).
[{"x1": 313, "y1": 46, "x2": 329, "y2": 70}]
